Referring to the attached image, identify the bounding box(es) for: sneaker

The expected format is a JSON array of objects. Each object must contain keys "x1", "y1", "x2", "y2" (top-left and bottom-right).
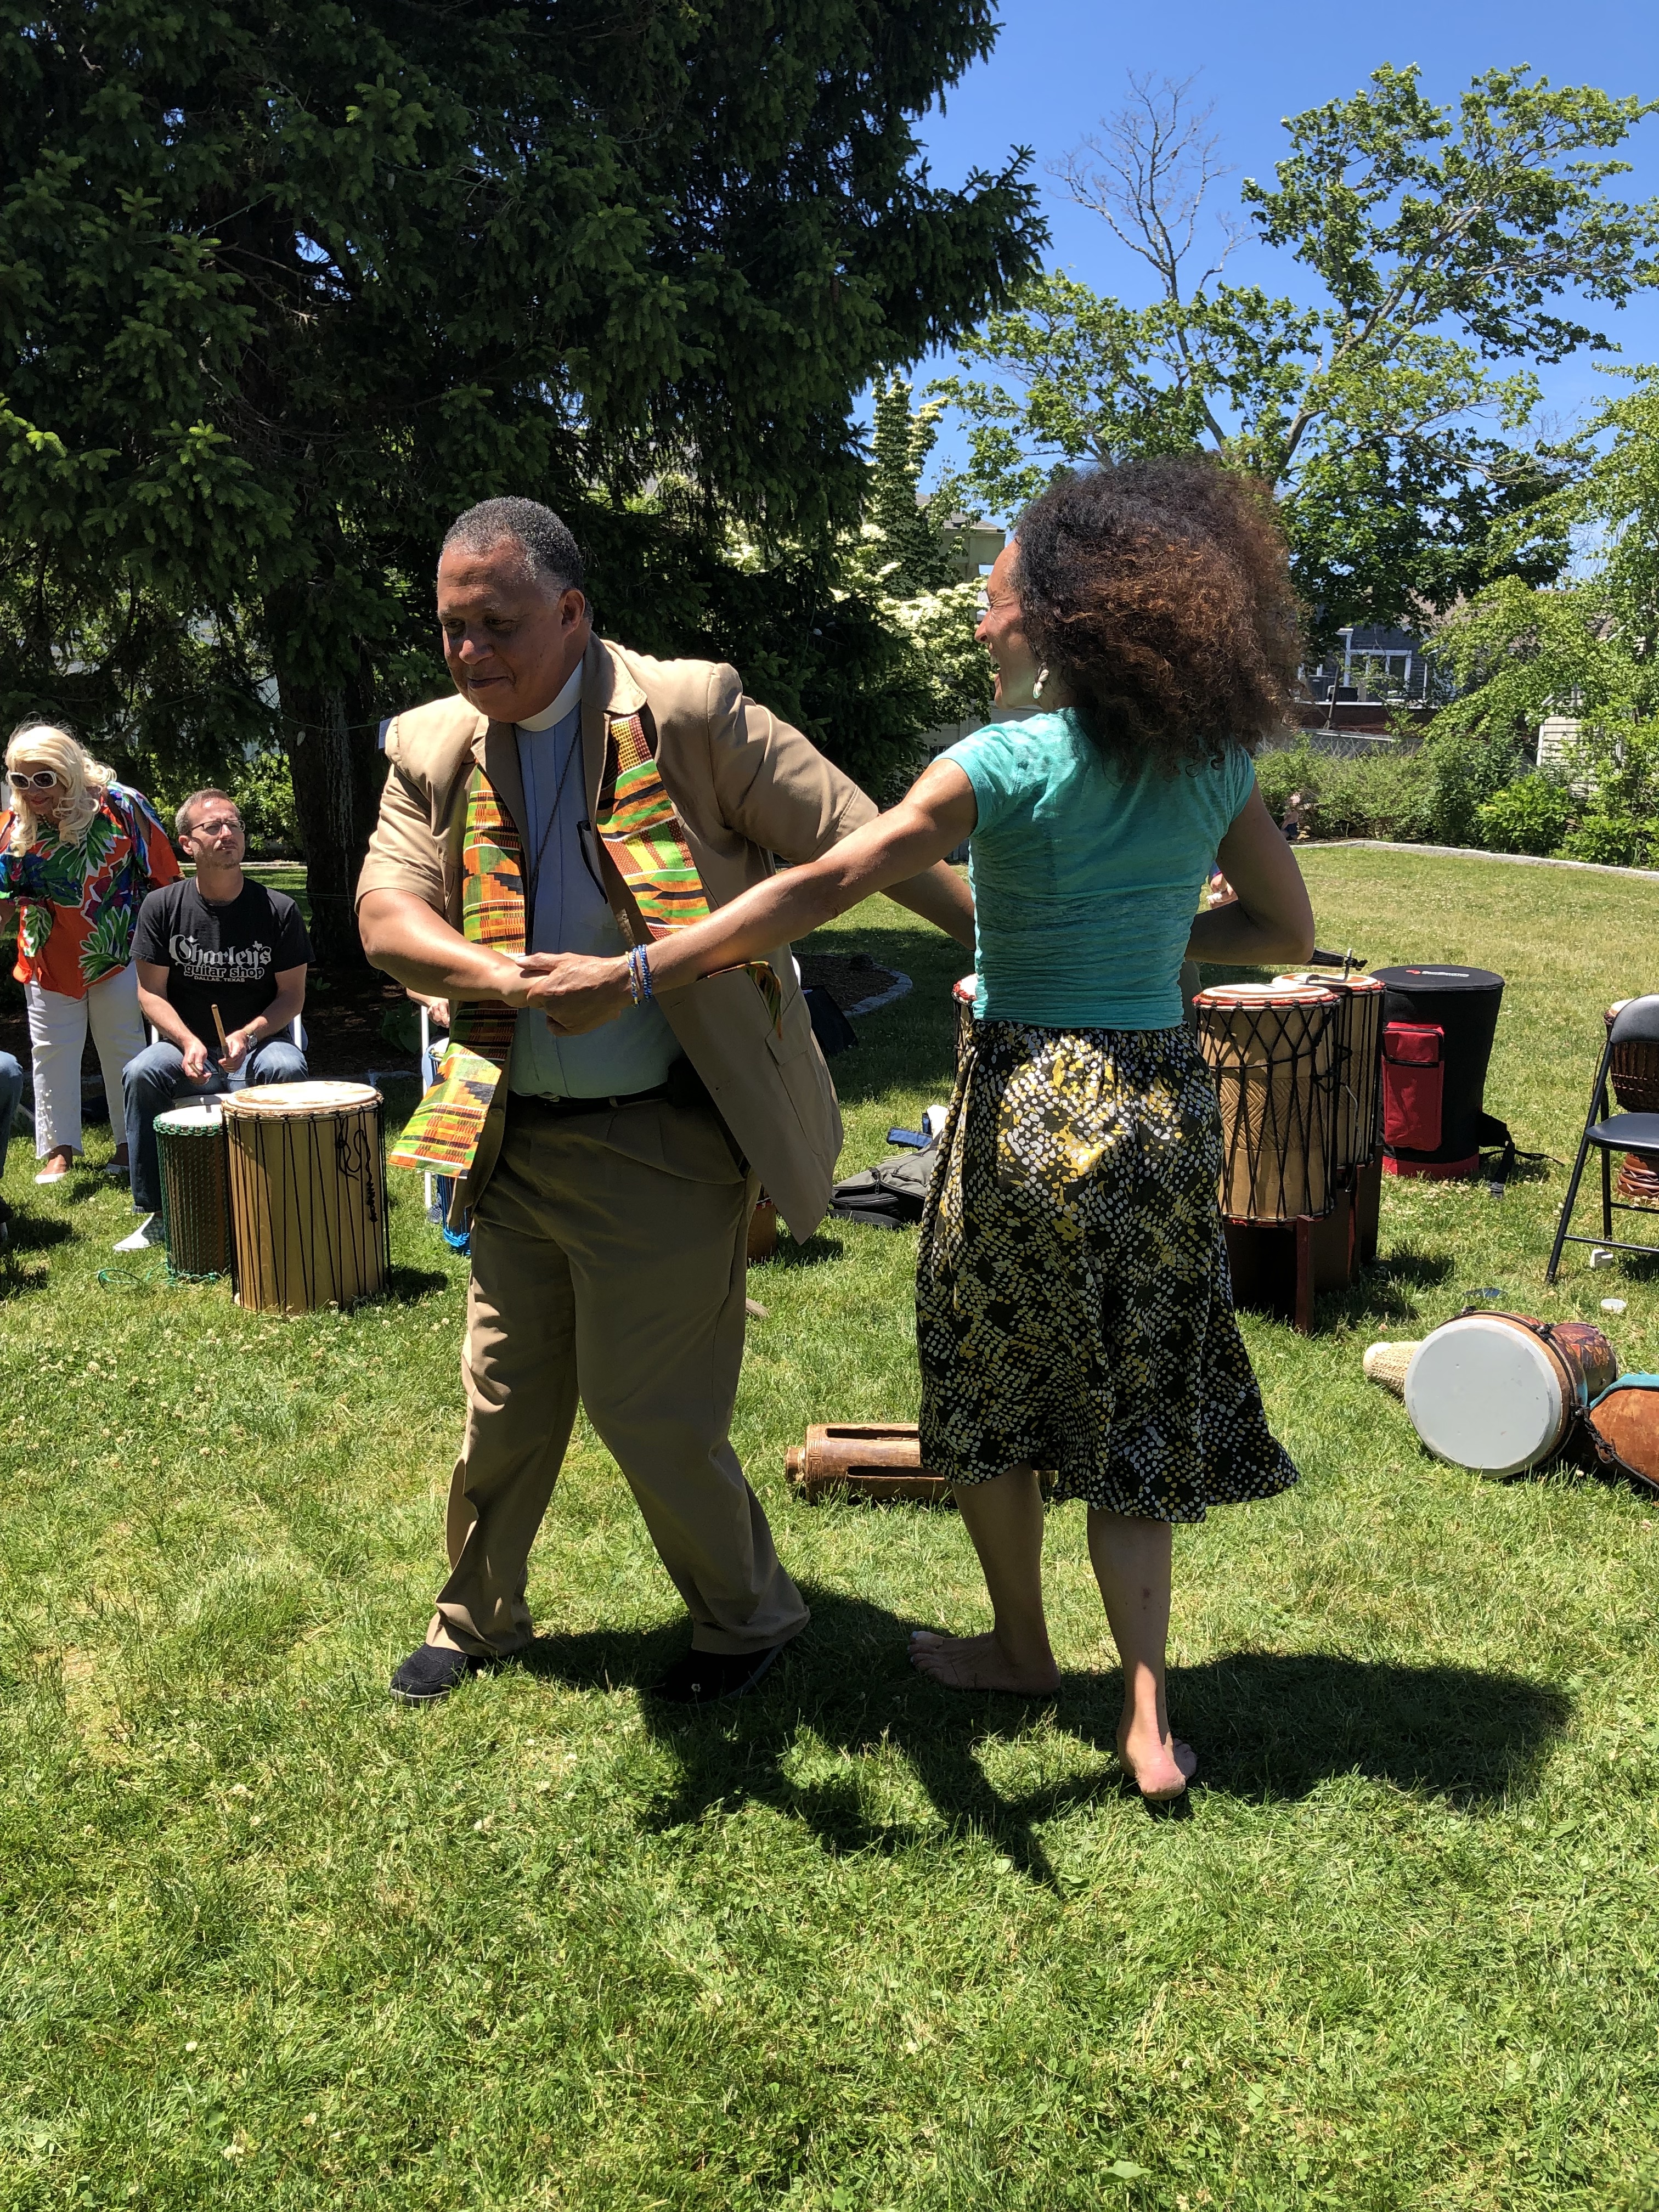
[
  {"x1": 390, "y1": 1643, "x2": 487, "y2": 1704},
  {"x1": 113, "y1": 1215, "x2": 162, "y2": 1253},
  {"x1": 648, "y1": 1643, "x2": 787, "y2": 1705}
]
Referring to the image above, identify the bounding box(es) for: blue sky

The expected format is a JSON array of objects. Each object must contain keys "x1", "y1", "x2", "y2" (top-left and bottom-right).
[{"x1": 899, "y1": 0, "x2": 1659, "y2": 479}]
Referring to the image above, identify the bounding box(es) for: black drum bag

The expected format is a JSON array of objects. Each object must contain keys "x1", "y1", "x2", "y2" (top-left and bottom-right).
[{"x1": 1373, "y1": 964, "x2": 1504, "y2": 1178}]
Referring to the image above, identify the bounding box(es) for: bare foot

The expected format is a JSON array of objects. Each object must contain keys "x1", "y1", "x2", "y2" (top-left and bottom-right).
[
  {"x1": 909, "y1": 1629, "x2": 1060, "y2": 1695},
  {"x1": 1117, "y1": 1719, "x2": 1197, "y2": 1802}
]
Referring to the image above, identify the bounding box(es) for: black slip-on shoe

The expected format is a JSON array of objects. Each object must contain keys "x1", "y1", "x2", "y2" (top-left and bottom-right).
[
  {"x1": 390, "y1": 1643, "x2": 486, "y2": 1705},
  {"x1": 648, "y1": 1643, "x2": 786, "y2": 1705}
]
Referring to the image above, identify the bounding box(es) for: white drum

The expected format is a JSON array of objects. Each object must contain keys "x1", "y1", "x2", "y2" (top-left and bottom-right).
[{"x1": 1403, "y1": 1312, "x2": 1618, "y2": 1476}]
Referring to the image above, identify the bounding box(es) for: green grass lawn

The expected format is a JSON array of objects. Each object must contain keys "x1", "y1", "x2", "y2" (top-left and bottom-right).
[{"x1": 3, "y1": 848, "x2": 1659, "y2": 2211}]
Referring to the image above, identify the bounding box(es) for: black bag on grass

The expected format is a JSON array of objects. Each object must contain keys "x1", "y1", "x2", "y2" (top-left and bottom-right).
[{"x1": 829, "y1": 1150, "x2": 935, "y2": 1229}]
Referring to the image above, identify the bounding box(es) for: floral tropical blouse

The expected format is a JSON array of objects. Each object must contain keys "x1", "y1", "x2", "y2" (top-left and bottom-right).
[{"x1": 0, "y1": 784, "x2": 180, "y2": 998}]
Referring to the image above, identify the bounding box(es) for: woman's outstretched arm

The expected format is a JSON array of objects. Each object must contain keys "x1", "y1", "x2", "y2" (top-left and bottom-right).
[{"x1": 524, "y1": 760, "x2": 978, "y2": 1035}]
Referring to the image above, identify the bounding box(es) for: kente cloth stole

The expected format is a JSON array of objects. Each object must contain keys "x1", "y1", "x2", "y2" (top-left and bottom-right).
[
  {"x1": 596, "y1": 711, "x2": 783, "y2": 1034},
  {"x1": 388, "y1": 711, "x2": 778, "y2": 1179}
]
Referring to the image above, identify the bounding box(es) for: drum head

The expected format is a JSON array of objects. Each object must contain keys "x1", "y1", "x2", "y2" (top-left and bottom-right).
[
  {"x1": 1277, "y1": 971, "x2": 1384, "y2": 999},
  {"x1": 223, "y1": 1081, "x2": 380, "y2": 1116},
  {"x1": 953, "y1": 974, "x2": 978, "y2": 1006},
  {"x1": 1193, "y1": 981, "x2": 1338, "y2": 1009},
  {"x1": 154, "y1": 1102, "x2": 223, "y2": 1132},
  {"x1": 1404, "y1": 1317, "x2": 1565, "y2": 1475}
]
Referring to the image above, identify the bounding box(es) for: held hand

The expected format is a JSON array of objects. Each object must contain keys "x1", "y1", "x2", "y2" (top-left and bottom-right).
[
  {"x1": 521, "y1": 954, "x2": 633, "y2": 1035},
  {"x1": 218, "y1": 1030, "x2": 250, "y2": 1075},
  {"x1": 180, "y1": 1036, "x2": 212, "y2": 1082}
]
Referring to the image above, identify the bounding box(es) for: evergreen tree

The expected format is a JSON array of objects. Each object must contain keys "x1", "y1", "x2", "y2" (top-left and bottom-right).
[{"x1": 0, "y1": 1, "x2": 1039, "y2": 961}]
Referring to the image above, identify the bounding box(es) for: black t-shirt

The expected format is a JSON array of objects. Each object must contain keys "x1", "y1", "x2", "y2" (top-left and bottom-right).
[{"x1": 133, "y1": 879, "x2": 313, "y2": 1047}]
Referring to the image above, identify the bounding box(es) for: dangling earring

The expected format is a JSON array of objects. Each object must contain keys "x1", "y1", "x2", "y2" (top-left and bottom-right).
[{"x1": 1032, "y1": 666, "x2": 1048, "y2": 701}]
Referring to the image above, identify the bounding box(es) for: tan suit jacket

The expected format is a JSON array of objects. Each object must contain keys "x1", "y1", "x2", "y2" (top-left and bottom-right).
[{"x1": 357, "y1": 634, "x2": 877, "y2": 1238}]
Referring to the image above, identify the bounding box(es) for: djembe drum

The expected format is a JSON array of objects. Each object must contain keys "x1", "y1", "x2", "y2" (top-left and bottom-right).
[
  {"x1": 1404, "y1": 1311, "x2": 1618, "y2": 1476},
  {"x1": 1277, "y1": 970, "x2": 1384, "y2": 1172},
  {"x1": 222, "y1": 1082, "x2": 389, "y2": 1314},
  {"x1": 1606, "y1": 1001, "x2": 1659, "y2": 1206},
  {"x1": 953, "y1": 974, "x2": 978, "y2": 1072},
  {"x1": 154, "y1": 1101, "x2": 233, "y2": 1280},
  {"x1": 1193, "y1": 981, "x2": 1339, "y2": 1220}
]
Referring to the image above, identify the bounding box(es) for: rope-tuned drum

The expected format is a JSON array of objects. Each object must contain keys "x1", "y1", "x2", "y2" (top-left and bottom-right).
[
  {"x1": 222, "y1": 1081, "x2": 389, "y2": 1314},
  {"x1": 1276, "y1": 969, "x2": 1384, "y2": 1173},
  {"x1": 1193, "y1": 981, "x2": 1339, "y2": 1222}
]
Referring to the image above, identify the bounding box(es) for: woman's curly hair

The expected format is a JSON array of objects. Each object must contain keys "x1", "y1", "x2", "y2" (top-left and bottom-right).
[{"x1": 1013, "y1": 458, "x2": 1301, "y2": 773}]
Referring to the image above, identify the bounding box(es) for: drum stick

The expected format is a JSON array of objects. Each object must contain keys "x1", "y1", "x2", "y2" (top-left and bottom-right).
[{"x1": 211, "y1": 1003, "x2": 230, "y2": 1056}]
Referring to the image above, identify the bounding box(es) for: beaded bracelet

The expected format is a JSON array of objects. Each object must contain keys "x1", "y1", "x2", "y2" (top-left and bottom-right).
[{"x1": 625, "y1": 944, "x2": 654, "y2": 1005}]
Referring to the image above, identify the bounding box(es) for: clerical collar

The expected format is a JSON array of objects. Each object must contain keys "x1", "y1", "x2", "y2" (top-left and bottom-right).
[{"x1": 517, "y1": 661, "x2": 584, "y2": 732}]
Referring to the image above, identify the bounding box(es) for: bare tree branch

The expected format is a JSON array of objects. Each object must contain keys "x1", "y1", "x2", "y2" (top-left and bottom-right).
[{"x1": 1048, "y1": 71, "x2": 1244, "y2": 303}]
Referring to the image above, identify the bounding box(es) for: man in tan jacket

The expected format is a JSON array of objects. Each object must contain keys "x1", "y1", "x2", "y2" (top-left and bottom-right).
[{"x1": 358, "y1": 497, "x2": 973, "y2": 1703}]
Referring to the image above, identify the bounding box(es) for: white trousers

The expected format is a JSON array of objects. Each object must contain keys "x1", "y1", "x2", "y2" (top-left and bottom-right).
[{"x1": 26, "y1": 966, "x2": 147, "y2": 1156}]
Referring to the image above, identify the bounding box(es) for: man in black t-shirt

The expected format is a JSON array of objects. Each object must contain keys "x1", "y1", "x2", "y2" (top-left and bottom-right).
[{"x1": 117, "y1": 788, "x2": 312, "y2": 1250}]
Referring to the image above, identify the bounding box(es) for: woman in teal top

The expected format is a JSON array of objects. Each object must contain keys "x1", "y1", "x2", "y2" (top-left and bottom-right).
[{"x1": 529, "y1": 458, "x2": 1315, "y2": 1802}]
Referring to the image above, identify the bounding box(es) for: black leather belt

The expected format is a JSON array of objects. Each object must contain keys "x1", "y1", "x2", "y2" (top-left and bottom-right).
[{"x1": 507, "y1": 1084, "x2": 670, "y2": 1121}]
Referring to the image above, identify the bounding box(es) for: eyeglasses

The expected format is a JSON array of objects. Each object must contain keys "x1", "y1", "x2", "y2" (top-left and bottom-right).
[
  {"x1": 7, "y1": 769, "x2": 60, "y2": 792},
  {"x1": 188, "y1": 816, "x2": 242, "y2": 837}
]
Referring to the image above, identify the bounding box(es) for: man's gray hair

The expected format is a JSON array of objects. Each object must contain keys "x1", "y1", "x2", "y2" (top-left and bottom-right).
[
  {"x1": 442, "y1": 498, "x2": 585, "y2": 594},
  {"x1": 176, "y1": 787, "x2": 239, "y2": 839}
]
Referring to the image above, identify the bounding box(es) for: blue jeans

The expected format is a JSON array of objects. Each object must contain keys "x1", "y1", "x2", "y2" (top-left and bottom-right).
[
  {"x1": 0, "y1": 1050, "x2": 22, "y2": 1164},
  {"x1": 125, "y1": 1039, "x2": 309, "y2": 1214}
]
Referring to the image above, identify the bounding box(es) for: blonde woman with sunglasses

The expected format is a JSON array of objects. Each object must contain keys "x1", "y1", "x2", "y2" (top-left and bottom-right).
[{"x1": 1, "y1": 725, "x2": 180, "y2": 1182}]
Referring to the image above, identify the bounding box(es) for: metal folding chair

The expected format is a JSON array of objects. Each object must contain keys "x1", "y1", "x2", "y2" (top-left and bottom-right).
[{"x1": 1546, "y1": 992, "x2": 1659, "y2": 1283}]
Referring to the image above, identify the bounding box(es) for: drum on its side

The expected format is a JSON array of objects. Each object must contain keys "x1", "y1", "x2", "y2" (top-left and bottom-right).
[
  {"x1": 1606, "y1": 1001, "x2": 1659, "y2": 1205},
  {"x1": 222, "y1": 1081, "x2": 388, "y2": 1314},
  {"x1": 155, "y1": 1102, "x2": 233, "y2": 1280},
  {"x1": 1404, "y1": 1311, "x2": 1618, "y2": 1476},
  {"x1": 1193, "y1": 982, "x2": 1339, "y2": 1221},
  {"x1": 953, "y1": 974, "x2": 978, "y2": 1073},
  {"x1": 1277, "y1": 970, "x2": 1385, "y2": 1170}
]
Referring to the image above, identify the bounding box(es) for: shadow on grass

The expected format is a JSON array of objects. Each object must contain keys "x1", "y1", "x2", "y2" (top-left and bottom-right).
[
  {"x1": 512, "y1": 1588, "x2": 1570, "y2": 1881},
  {"x1": 0, "y1": 1207, "x2": 72, "y2": 1300},
  {"x1": 764, "y1": 1231, "x2": 846, "y2": 1271},
  {"x1": 385, "y1": 1263, "x2": 453, "y2": 1302},
  {"x1": 1323, "y1": 1244, "x2": 1455, "y2": 1327}
]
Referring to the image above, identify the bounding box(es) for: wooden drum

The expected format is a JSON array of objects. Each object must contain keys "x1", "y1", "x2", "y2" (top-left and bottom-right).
[
  {"x1": 1404, "y1": 1311, "x2": 1618, "y2": 1476},
  {"x1": 1606, "y1": 1001, "x2": 1659, "y2": 1205},
  {"x1": 953, "y1": 974, "x2": 978, "y2": 1072},
  {"x1": 154, "y1": 1101, "x2": 233, "y2": 1280},
  {"x1": 786, "y1": 1424, "x2": 947, "y2": 1503},
  {"x1": 1278, "y1": 970, "x2": 1384, "y2": 1170},
  {"x1": 1193, "y1": 981, "x2": 1339, "y2": 1221},
  {"x1": 222, "y1": 1081, "x2": 389, "y2": 1314}
]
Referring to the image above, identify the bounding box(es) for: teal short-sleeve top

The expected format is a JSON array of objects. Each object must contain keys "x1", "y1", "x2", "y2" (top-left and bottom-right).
[{"x1": 948, "y1": 709, "x2": 1257, "y2": 1031}]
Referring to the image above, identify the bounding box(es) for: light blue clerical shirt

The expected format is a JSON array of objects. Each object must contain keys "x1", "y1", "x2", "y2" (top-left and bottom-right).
[{"x1": 506, "y1": 663, "x2": 680, "y2": 1099}]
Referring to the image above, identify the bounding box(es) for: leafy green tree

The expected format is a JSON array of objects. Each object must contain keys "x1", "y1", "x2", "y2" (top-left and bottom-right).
[
  {"x1": 0, "y1": 0, "x2": 1039, "y2": 961},
  {"x1": 1434, "y1": 365, "x2": 1659, "y2": 863},
  {"x1": 935, "y1": 66, "x2": 1658, "y2": 642}
]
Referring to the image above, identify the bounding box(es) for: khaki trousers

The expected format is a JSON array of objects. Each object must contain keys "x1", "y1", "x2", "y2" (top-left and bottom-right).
[{"x1": 432, "y1": 1093, "x2": 809, "y2": 1660}]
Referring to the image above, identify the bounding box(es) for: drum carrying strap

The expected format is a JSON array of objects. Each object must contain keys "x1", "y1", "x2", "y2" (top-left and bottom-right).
[
  {"x1": 389, "y1": 709, "x2": 782, "y2": 1178},
  {"x1": 1475, "y1": 1111, "x2": 1548, "y2": 1197}
]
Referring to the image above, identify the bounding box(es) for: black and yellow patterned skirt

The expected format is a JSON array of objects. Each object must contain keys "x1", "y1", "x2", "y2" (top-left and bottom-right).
[{"x1": 917, "y1": 1020, "x2": 1299, "y2": 1522}]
